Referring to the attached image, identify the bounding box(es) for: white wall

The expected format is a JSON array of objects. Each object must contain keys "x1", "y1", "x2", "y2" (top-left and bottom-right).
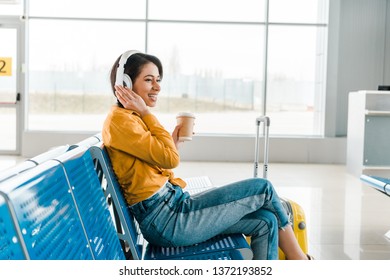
[{"x1": 326, "y1": 0, "x2": 390, "y2": 137}]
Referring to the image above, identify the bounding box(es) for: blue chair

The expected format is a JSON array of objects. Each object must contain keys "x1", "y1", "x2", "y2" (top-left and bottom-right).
[
  {"x1": 360, "y1": 174, "x2": 390, "y2": 196},
  {"x1": 0, "y1": 144, "x2": 70, "y2": 184},
  {"x1": 0, "y1": 195, "x2": 26, "y2": 260},
  {"x1": 89, "y1": 144, "x2": 144, "y2": 259},
  {"x1": 89, "y1": 142, "x2": 253, "y2": 260},
  {"x1": 145, "y1": 233, "x2": 252, "y2": 260},
  {"x1": 0, "y1": 160, "x2": 94, "y2": 260},
  {"x1": 162, "y1": 249, "x2": 245, "y2": 260},
  {"x1": 53, "y1": 147, "x2": 125, "y2": 260}
]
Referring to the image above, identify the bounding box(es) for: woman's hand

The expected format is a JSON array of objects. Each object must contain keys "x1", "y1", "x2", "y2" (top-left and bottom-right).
[
  {"x1": 115, "y1": 85, "x2": 150, "y2": 117},
  {"x1": 171, "y1": 124, "x2": 183, "y2": 149}
]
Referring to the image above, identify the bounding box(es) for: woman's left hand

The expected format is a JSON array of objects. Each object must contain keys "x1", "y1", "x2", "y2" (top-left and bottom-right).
[{"x1": 172, "y1": 124, "x2": 183, "y2": 149}]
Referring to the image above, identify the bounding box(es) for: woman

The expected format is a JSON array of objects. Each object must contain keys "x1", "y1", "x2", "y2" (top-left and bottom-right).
[{"x1": 102, "y1": 50, "x2": 312, "y2": 260}]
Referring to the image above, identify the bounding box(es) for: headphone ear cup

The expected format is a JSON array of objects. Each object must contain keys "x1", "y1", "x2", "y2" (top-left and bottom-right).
[{"x1": 123, "y1": 74, "x2": 132, "y2": 89}]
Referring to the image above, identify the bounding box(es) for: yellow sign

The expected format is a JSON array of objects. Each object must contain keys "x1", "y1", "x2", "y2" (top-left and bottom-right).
[{"x1": 0, "y1": 57, "x2": 12, "y2": 76}]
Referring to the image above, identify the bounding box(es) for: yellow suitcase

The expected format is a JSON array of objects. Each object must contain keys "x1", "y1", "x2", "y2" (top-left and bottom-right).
[
  {"x1": 253, "y1": 116, "x2": 308, "y2": 260},
  {"x1": 278, "y1": 197, "x2": 308, "y2": 259}
]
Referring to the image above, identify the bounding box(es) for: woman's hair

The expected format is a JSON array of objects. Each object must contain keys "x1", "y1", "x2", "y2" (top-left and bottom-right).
[{"x1": 110, "y1": 52, "x2": 163, "y2": 107}]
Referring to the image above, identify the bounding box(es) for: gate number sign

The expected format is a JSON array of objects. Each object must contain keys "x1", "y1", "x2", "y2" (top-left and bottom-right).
[{"x1": 0, "y1": 57, "x2": 12, "y2": 76}]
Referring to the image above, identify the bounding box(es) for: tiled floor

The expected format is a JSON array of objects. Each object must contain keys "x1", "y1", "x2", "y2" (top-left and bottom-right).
[{"x1": 1, "y1": 156, "x2": 390, "y2": 260}]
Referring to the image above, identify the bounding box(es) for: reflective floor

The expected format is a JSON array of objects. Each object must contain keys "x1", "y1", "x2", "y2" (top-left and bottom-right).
[{"x1": 2, "y1": 156, "x2": 390, "y2": 260}]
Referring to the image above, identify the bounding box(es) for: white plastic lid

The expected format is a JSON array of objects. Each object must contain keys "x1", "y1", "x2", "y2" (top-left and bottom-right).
[{"x1": 176, "y1": 112, "x2": 195, "y2": 118}]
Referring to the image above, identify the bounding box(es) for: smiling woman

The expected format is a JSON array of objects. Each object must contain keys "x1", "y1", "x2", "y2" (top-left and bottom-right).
[{"x1": 101, "y1": 49, "x2": 313, "y2": 260}]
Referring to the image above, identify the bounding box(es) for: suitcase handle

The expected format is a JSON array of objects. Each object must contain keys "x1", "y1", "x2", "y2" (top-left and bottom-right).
[{"x1": 254, "y1": 116, "x2": 270, "y2": 179}]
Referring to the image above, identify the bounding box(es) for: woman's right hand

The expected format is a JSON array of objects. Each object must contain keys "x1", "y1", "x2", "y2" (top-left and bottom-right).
[{"x1": 115, "y1": 85, "x2": 150, "y2": 117}]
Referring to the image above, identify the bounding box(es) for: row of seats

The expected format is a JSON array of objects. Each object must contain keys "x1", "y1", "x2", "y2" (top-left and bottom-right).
[{"x1": 0, "y1": 134, "x2": 252, "y2": 260}]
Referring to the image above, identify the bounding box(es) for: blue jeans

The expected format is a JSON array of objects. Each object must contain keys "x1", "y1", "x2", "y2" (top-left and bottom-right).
[{"x1": 129, "y1": 178, "x2": 290, "y2": 260}]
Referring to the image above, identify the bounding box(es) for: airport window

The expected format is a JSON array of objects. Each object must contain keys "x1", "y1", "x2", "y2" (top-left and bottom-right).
[
  {"x1": 28, "y1": 19, "x2": 146, "y2": 131},
  {"x1": 269, "y1": 0, "x2": 328, "y2": 24},
  {"x1": 147, "y1": 22, "x2": 265, "y2": 134},
  {"x1": 26, "y1": 0, "x2": 328, "y2": 136},
  {"x1": 148, "y1": 0, "x2": 266, "y2": 22},
  {"x1": 266, "y1": 25, "x2": 327, "y2": 135},
  {"x1": 0, "y1": 1, "x2": 23, "y2": 16},
  {"x1": 29, "y1": 0, "x2": 146, "y2": 19}
]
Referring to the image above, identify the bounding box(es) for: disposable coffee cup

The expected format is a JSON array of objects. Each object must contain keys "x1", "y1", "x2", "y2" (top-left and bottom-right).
[{"x1": 176, "y1": 112, "x2": 195, "y2": 141}]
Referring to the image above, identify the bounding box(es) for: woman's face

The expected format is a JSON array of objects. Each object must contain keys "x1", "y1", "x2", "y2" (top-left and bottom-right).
[{"x1": 132, "y1": 62, "x2": 161, "y2": 107}]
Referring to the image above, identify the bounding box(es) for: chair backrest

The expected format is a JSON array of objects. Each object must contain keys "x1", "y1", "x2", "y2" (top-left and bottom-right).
[
  {"x1": 89, "y1": 143, "x2": 143, "y2": 260},
  {"x1": 0, "y1": 195, "x2": 26, "y2": 260},
  {"x1": 53, "y1": 146, "x2": 125, "y2": 260},
  {"x1": 0, "y1": 145, "x2": 70, "y2": 184},
  {"x1": 27, "y1": 145, "x2": 70, "y2": 165},
  {"x1": 94, "y1": 132, "x2": 102, "y2": 142},
  {"x1": 0, "y1": 160, "x2": 93, "y2": 260},
  {"x1": 0, "y1": 161, "x2": 37, "y2": 183},
  {"x1": 69, "y1": 133, "x2": 102, "y2": 150}
]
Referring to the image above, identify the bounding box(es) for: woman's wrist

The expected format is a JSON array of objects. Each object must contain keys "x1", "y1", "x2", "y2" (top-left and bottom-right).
[{"x1": 139, "y1": 108, "x2": 151, "y2": 118}]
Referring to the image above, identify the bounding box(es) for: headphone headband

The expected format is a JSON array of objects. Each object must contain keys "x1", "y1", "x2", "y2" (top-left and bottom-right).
[{"x1": 115, "y1": 50, "x2": 141, "y2": 87}]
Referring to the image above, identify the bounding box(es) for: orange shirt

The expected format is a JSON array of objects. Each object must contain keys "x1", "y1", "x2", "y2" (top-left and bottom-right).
[{"x1": 102, "y1": 105, "x2": 186, "y2": 205}]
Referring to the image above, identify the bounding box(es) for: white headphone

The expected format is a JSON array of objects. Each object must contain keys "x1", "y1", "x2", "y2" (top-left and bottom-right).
[{"x1": 115, "y1": 50, "x2": 141, "y2": 89}]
